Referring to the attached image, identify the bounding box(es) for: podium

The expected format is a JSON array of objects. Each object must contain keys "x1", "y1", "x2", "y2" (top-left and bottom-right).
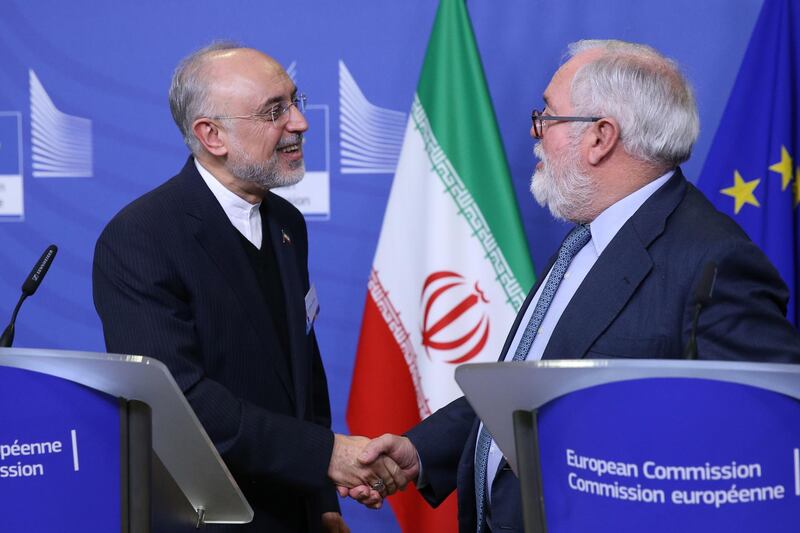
[
  {"x1": 0, "y1": 347, "x2": 253, "y2": 532},
  {"x1": 456, "y1": 359, "x2": 800, "y2": 533}
]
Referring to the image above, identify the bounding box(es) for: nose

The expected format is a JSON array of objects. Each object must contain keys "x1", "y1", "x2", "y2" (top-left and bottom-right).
[{"x1": 286, "y1": 104, "x2": 308, "y2": 133}]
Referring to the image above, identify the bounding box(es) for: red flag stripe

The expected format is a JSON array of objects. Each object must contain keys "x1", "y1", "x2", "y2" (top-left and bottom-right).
[{"x1": 348, "y1": 290, "x2": 458, "y2": 533}]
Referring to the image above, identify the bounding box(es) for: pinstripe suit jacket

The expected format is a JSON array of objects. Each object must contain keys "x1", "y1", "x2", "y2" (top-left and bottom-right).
[{"x1": 93, "y1": 158, "x2": 337, "y2": 532}]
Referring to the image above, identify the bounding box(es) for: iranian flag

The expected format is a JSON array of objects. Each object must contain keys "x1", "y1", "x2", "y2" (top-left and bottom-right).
[{"x1": 346, "y1": 0, "x2": 534, "y2": 531}]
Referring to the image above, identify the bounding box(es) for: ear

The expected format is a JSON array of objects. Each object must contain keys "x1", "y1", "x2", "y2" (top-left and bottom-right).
[
  {"x1": 192, "y1": 118, "x2": 229, "y2": 157},
  {"x1": 585, "y1": 117, "x2": 620, "y2": 166}
]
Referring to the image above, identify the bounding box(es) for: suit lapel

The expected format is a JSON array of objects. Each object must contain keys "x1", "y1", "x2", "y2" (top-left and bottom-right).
[
  {"x1": 178, "y1": 161, "x2": 296, "y2": 404},
  {"x1": 543, "y1": 170, "x2": 688, "y2": 359},
  {"x1": 543, "y1": 225, "x2": 653, "y2": 358},
  {"x1": 265, "y1": 194, "x2": 309, "y2": 419}
]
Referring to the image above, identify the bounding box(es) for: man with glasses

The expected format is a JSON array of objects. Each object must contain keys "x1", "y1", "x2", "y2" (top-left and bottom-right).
[
  {"x1": 346, "y1": 39, "x2": 800, "y2": 531},
  {"x1": 93, "y1": 43, "x2": 405, "y2": 532}
]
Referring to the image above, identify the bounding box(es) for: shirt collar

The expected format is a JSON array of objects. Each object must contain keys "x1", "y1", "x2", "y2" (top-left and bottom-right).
[
  {"x1": 588, "y1": 169, "x2": 674, "y2": 255},
  {"x1": 194, "y1": 158, "x2": 261, "y2": 221}
]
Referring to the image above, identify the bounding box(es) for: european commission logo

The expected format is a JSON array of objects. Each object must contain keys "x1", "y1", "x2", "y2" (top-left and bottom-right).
[
  {"x1": 0, "y1": 112, "x2": 23, "y2": 219},
  {"x1": 0, "y1": 70, "x2": 93, "y2": 221},
  {"x1": 338, "y1": 61, "x2": 405, "y2": 175},
  {"x1": 29, "y1": 70, "x2": 93, "y2": 179}
]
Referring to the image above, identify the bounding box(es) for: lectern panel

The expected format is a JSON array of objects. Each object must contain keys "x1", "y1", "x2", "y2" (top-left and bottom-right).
[
  {"x1": 537, "y1": 378, "x2": 800, "y2": 532},
  {"x1": 0, "y1": 366, "x2": 121, "y2": 532}
]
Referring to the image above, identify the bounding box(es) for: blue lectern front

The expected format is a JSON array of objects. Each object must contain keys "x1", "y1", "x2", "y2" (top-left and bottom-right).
[
  {"x1": 0, "y1": 348, "x2": 253, "y2": 533},
  {"x1": 456, "y1": 360, "x2": 800, "y2": 533}
]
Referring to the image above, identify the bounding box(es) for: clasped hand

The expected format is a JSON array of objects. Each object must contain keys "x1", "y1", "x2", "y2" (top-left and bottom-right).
[{"x1": 328, "y1": 434, "x2": 419, "y2": 509}]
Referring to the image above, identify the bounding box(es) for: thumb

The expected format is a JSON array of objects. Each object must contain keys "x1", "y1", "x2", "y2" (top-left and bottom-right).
[{"x1": 358, "y1": 434, "x2": 395, "y2": 464}]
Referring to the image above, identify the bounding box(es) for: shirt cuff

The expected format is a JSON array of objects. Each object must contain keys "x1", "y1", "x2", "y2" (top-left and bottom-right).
[{"x1": 414, "y1": 449, "x2": 429, "y2": 489}]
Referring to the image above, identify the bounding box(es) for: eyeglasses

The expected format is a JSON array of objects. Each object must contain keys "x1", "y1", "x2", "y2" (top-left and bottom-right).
[
  {"x1": 531, "y1": 108, "x2": 601, "y2": 139},
  {"x1": 212, "y1": 93, "x2": 307, "y2": 127}
]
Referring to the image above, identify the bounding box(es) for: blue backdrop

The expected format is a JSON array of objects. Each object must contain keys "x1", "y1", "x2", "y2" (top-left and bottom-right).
[{"x1": 0, "y1": 1, "x2": 766, "y2": 530}]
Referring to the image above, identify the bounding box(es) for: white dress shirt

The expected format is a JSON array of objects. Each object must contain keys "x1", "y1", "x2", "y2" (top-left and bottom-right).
[
  {"x1": 195, "y1": 159, "x2": 263, "y2": 249},
  {"x1": 481, "y1": 170, "x2": 674, "y2": 505}
]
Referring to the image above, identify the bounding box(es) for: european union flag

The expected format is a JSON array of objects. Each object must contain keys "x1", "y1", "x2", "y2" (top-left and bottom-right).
[{"x1": 699, "y1": 0, "x2": 799, "y2": 326}]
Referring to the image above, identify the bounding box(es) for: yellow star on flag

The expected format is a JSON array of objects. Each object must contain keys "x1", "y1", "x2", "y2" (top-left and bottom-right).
[
  {"x1": 768, "y1": 145, "x2": 793, "y2": 191},
  {"x1": 721, "y1": 170, "x2": 760, "y2": 214}
]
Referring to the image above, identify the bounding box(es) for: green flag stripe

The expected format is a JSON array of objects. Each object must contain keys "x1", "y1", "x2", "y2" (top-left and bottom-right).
[{"x1": 417, "y1": 0, "x2": 535, "y2": 290}]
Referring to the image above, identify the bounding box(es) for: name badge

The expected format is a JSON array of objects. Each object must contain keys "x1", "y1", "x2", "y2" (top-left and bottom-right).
[{"x1": 305, "y1": 284, "x2": 320, "y2": 334}]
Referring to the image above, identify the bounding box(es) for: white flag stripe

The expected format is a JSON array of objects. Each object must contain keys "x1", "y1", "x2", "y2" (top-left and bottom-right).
[{"x1": 373, "y1": 99, "x2": 518, "y2": 413}]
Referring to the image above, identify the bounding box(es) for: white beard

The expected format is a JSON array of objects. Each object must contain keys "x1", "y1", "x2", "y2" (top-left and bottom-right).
[{"x1": 530, "y1": 140, "x2": 597, "y2": 223}]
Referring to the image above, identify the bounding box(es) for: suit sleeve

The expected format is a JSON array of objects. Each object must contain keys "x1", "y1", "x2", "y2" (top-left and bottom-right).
[
  {"x1": 406, "y1": 396, "x2": 477, "y2": 507},
  {"x1": 92, "y1": 215, "x2": 335, "y2": 494},
  {"x1": 692, "y1": 239, "x2": 800, "y2": 362}
]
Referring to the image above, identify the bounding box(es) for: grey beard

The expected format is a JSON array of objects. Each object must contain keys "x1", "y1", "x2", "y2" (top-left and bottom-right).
[
  {"x1": 530, "y1": 141, "x2": 597, "y2": 223},
  {"x1": 227, "y1": 135, "x2": 305, "y2": 190}
]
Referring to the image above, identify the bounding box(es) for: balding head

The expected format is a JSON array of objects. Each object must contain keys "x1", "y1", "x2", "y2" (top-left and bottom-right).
[
  {"x1": 564, "y1": 39, "x2": 699, "y2": 170},
  {"x1": 169, "y1": 42, "x2": 289, "y2": 154}
]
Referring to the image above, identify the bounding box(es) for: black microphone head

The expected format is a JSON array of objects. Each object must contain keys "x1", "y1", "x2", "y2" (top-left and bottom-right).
[
  {"x1": 21, "y1": 245, "x2": 58, "y2": 296},
  {"x1": 693, "y1": 261, "x2": 718, "y2": 307}
]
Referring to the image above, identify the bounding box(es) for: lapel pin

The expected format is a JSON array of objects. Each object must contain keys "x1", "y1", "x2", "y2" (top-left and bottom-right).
[{"x1": 281, "y1": 229, "x2": 292, "y2": 245}]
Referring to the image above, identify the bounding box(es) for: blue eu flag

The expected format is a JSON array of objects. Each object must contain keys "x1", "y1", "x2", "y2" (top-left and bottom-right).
[{"x1": 699, "y1": 0, "x2": 799, "y2": 326}]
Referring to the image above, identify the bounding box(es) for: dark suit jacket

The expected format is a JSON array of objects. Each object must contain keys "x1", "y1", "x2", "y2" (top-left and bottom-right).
[
  {"x1": 93, "y1": 159, "x2": 337, "y2": 532},
  {"x1": 406, "y1": 169, "x2": 800, "y2": 533}
]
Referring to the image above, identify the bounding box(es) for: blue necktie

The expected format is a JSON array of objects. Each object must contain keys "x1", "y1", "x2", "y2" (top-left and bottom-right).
[{"x1": 474, "y1": 224, "x2": 591, "y2": 532}]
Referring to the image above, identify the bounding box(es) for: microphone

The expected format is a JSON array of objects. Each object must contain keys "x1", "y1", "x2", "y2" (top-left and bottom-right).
[
  {"x1": 0, "y1": 245, "x2": 58, "y2": 348},
  {"x1": 684, "y1": 261, "x2": 718, "y2": 360}
]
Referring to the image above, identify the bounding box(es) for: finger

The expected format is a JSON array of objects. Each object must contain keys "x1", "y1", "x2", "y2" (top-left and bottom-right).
[
  {"x1": 337, "y1": 485, "x2": 348, "y2": 498},
  {"x1": 371, "y1": 458, "x2": 397, "y2": 495},
  {"x1": 352, "y1": 486, "x2": 383, "y2": 507},
  {"x1": 384, "y1": 456, "x2": 409, "y2": 490},
  {"x1": 349, "y1": 485, "x2": 372, "y2": 501},
  {"x1": 374, "y1": 455, "x2": 409, "y2": 494},
  {"x1": 365, "y1": 489, "x2": 383, "y2": 507},
  {"x1": 351, "y1": 488, "x2": 383, "y2": 509}
]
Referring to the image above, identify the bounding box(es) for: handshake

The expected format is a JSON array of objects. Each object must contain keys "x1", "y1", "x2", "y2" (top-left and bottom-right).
[{"x1": 327, "y1": 433, "x2": 419, "y2": 509}]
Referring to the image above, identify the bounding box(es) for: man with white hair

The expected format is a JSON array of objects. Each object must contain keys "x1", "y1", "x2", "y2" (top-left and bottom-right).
[{"x1": 348, "y1": 39, "x2": 800, "y2": 531}]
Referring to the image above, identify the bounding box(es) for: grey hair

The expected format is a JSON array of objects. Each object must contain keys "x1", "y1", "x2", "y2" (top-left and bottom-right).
[
  {"x1": 566, "y1": 39, "x2": 700, "y2": 169},
  {"x1": 168, "y1": 40, "x2": 243, "y2": 153}
]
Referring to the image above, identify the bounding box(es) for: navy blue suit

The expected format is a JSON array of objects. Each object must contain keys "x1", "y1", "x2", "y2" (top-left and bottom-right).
[
  {"x1": 93, "y1": 159, "x2": 337, "y2": 532},
  {"x1": 406, "y1": 169, "x2": 800, "y2": 532}
]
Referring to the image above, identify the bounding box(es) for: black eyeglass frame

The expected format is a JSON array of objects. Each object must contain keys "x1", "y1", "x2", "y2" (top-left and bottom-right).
[{"x1": 531, "y1": 109, "x2": 601, "y2": 138}]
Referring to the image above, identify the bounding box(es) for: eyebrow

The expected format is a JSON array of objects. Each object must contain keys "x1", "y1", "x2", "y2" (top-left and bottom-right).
[{"x1": 256, "y1": 86, "x2": 298, "y2": 114}]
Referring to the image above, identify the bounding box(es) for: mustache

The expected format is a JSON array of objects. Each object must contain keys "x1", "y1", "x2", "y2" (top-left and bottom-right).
[
  {"x1": 277, "y1": 133, "x2": 303, "y2": 150},
  {"x1": 533, "y1": 141, "x2": 544, "y2": 161}
]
